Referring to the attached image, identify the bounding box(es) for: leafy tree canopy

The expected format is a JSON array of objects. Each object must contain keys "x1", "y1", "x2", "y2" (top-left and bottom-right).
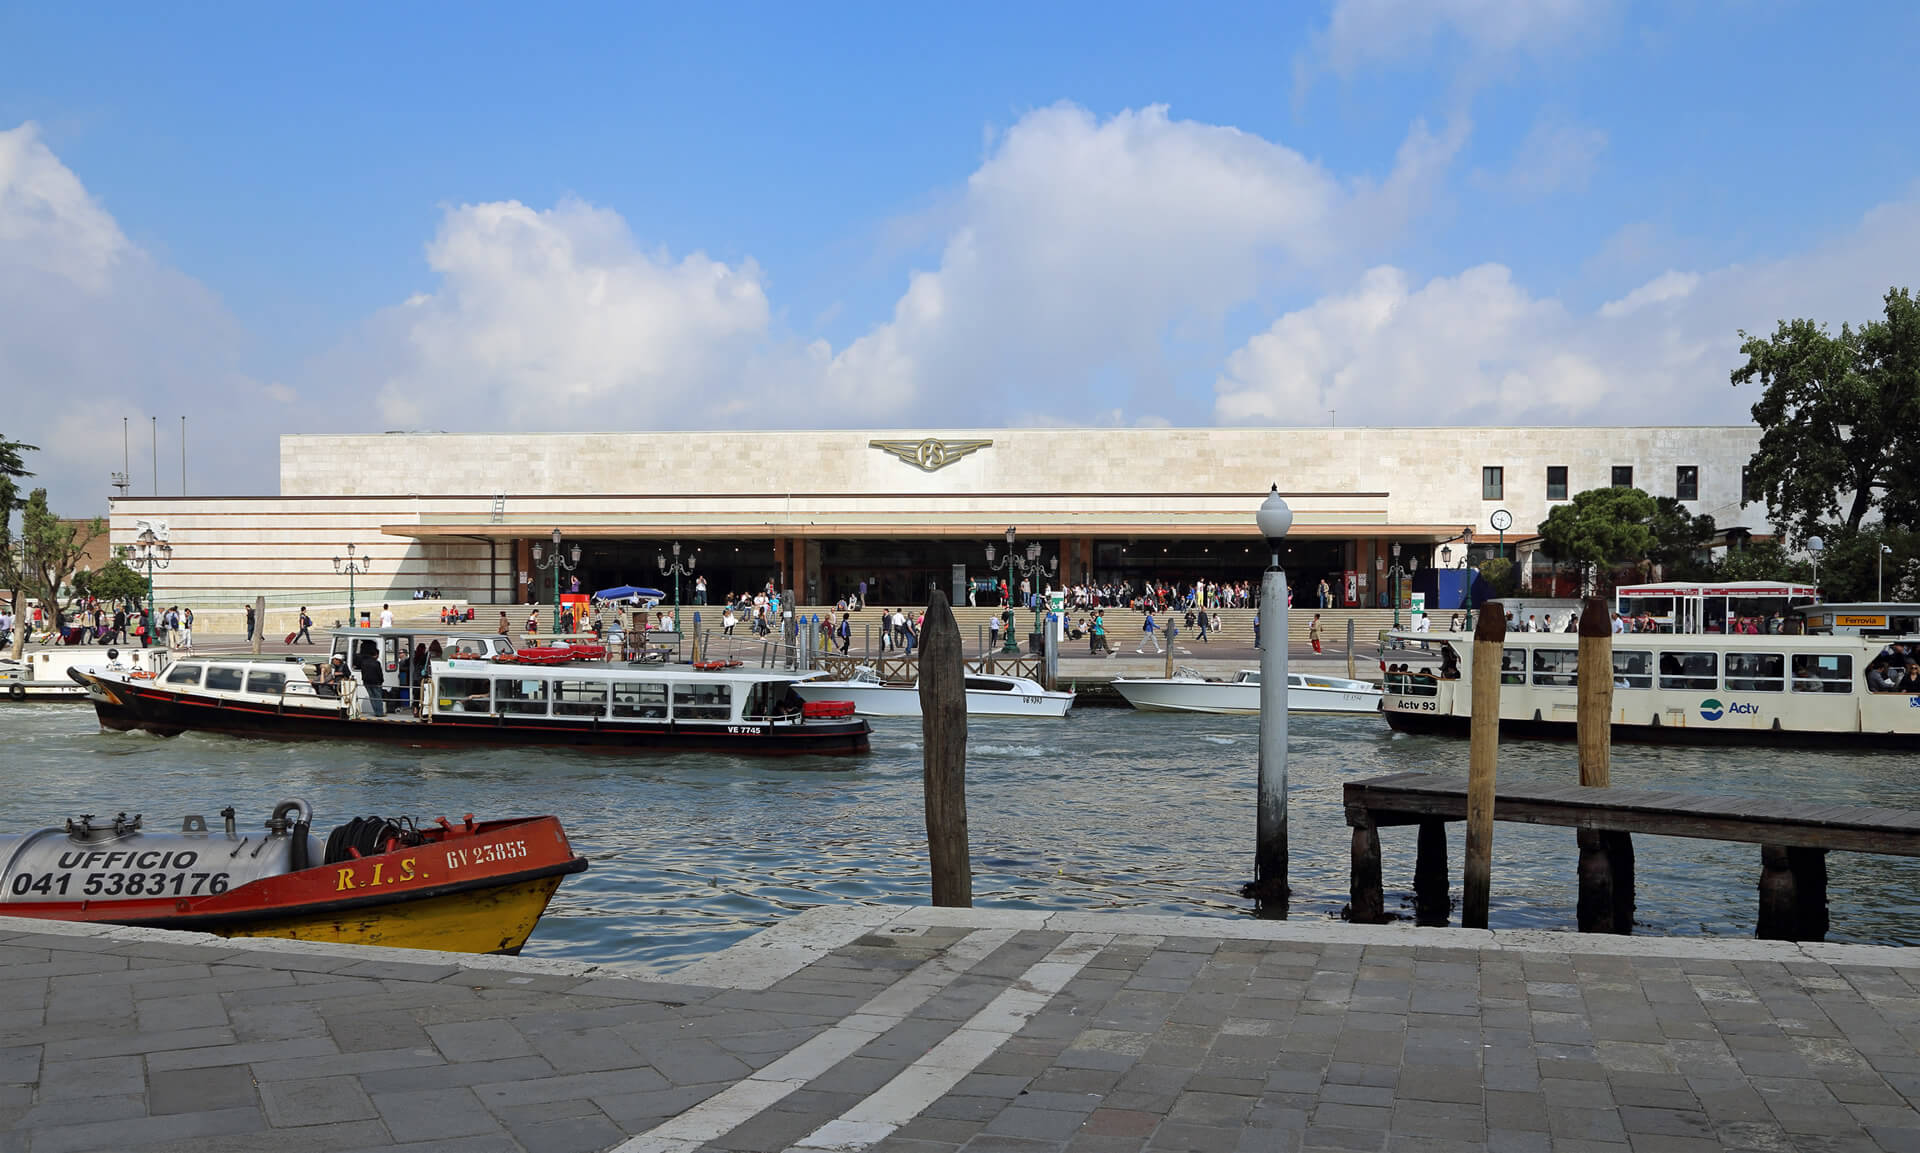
[
  {"x1": 1732, "y1": 286, "x2": 1920, "y2": 538},
  {"x1": 73, "y1": 558, "x2": 149, "y2": 606},
  {"x1": 1536, "y1": 486, "x2": 1659, "y2": 572},
  {"x1": 13, "y1": 489, "x2": 104, "y2": 632}
]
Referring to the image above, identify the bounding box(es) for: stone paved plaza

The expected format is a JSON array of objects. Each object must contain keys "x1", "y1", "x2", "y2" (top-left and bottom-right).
[{"x1": 2, "y1": 908, "x2": 1916, "y2": 1153}]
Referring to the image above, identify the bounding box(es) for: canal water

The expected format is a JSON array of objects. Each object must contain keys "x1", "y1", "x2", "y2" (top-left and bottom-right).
[{"x1": 4, "y1": 703, "x2": 1917, "y2": 972}]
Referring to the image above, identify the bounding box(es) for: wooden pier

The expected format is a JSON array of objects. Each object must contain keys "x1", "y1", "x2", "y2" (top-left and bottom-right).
[{"x1": 1344, "y1": 771, "x2": 1920, "y2": 941}]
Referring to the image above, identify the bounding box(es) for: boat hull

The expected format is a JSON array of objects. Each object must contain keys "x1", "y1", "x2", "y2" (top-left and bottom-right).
[
  {"x1": 1382, "y1": 707, "x2": 1920, "y2": 750},
  {"x1": 791, "y1": 682, "x2": 1074, "y2": 718},
  {"x1": 1112, "y1": 679, "x2": 1382, "y2": 715},
  {"x1": 1, "y1": 816, "x2": 589, "y2": 954},
  {"x1": 83, "y1": 676, "x2": 870, "y2": 756}
]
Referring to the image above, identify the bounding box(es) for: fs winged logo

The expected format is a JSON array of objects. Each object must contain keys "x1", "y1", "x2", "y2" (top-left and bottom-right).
[{"x1": 869, "y1": 437, "x2": 993, "y2": 472}]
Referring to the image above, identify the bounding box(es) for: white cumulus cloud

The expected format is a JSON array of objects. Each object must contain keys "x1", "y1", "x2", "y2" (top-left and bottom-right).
[
  {"x1": 0, "y1": 123, "x2": 284, "y2": 513},
  {"x1": 1213, "y1": 195, "x2": 1920, "y2": 429}
]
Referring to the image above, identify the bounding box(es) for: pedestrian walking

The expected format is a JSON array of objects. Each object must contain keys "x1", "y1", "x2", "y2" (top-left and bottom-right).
[
  {"x1": 1310, "y1": 613, "x2": 1322, "y2": 654},
  {"x1": 244, "y1": 603, "x2": 256, "y2": 642},
  {"x1": 1137, "y1": 609, "x2": 1162, "y2": 653},
  {"x1": 295, "y1": 607, "x2": 312, "y2": 644}
]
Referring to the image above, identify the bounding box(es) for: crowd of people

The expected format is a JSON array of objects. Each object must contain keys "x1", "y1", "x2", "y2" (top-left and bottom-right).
[{"x1": 1868, "y1": 642, "x2": 1920, "y2": 692}]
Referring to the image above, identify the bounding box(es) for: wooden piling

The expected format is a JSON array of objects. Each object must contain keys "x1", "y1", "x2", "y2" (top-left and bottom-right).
[
  {"x1": 1575, "y1": 596, "x2": 1634, "y2": 934},
  {"x1": 1462, "y1": 603, "x2": 1505, "y2": 929},
  {"x1": 918, "y1": 589, "x2": 972, "y2": 907},
  {"x1": 1346, "y1": 618, "x2": 1356, "y2": 680},
  {"x1": 1413, "y1": 820, "x2": 1450, "y2": 926},
  {"x1": 1348, "y1": 819, "x2": 1384, "y2": 924},
  {"x1": 250, "y1": 596, "x2": 266, "y2": 656}
]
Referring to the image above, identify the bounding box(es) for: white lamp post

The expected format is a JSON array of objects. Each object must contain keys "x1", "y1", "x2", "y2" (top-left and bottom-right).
[
  {"x1": 1880, "y1": 543, "x2": 1892, "y2": 602},
  {"x1": 1249, "y1": 484, "x2": 1293, "y2": 911},
  {"x1": 1807, "y1": 535, "x2": 1825, "y2": 595},
  {"x1": 331, "y1": 543, "x2": 368, "y2": 626}
]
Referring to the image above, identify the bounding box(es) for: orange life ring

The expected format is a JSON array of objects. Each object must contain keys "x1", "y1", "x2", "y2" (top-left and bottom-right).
[{"x1": 130, "y1": 670, "x2": 156, "y2": 680}]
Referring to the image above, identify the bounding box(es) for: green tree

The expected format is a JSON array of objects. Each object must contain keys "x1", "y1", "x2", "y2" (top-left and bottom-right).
[
  {"x1": 1647, "y1": 496, "x2": 1716, "y2": 578},
  {"x1": 1536, "y1": 486, "x2": 1658, "y2": 589},
  {"x1": 1731, "y1": 287, "x2": 1920, "y2": 537},
  {"x1": 0, "y1": 437, "x2": 39, "y2": 658},
  {"x1": 71, "y1": 558, "x2": 149, "y2": 606},
  {"x1": 1475, "y1": 555, "x2": 1517, "y2": 596},
  {"x1": 13, "y1": 490, "x2": 104, "y2": 638},
  {"x1": 1711, "y1": 540, "x2": 1806, "y2": 584}
]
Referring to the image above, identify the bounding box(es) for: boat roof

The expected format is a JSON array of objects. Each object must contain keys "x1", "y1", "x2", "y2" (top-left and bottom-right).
[
  {"x1": 1790, "y1": 602, "x2": 1920, "y2": 616},
  {"x1": 1614, "y1": 581, "x2": 1817, "y2": 596},
  {"x1": 1385, "y1": 628, "x2": 1891, "y2": 648},
  {"x1": 434, "y1": 659, "x2": 814, "y2": 684},
  {"x1": 332, "y1": 627, "x2": 506, "y2": 639}
]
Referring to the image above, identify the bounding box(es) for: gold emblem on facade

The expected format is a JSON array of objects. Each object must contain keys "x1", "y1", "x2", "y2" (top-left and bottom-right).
[{"x1": 870, "y1": 437, "x2": 993, "y2": 472}]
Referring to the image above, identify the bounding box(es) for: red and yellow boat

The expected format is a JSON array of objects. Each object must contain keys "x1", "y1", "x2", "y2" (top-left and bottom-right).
[{"x1": 0, "y1": 800, "x2": 588, "y2": 954}]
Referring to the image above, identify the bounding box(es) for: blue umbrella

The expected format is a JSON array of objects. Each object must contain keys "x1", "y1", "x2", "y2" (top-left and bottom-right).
[{"x1": 592, "y1": 584, "x2": 666, "y2": 601}]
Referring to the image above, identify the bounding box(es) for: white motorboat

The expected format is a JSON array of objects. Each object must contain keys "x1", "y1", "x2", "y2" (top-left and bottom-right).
[
  {"x1": 2, "y1": 646, "x2": 170, "y2": 702},
  {"x1": 1112, "y1": 667, "x2": 1383, "y2": 715},
  {"x1": 790, "y1": 667, "x2": 1075, "y2": 718}
]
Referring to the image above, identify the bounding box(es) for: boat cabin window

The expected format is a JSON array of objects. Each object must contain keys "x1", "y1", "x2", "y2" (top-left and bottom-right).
[
  {"x1": 1658, "y1": 651, "x2": 1717, "y2": 691},
  {"x1": 742, "y1": 681, "x2": 805, "y2": 720},
  {"x1": 1531, "y1": 649, "x2": 1578, "y2": 687},
  {"x1": 1612, "y1": 651, "x2": 1652, "y2": 689},
  {"x1": 204, "y1": 666, "x2": 244, "y2": 692},
  {"x1": 1791, "y1": 653, "x2": 1852, "y2": 694},
  {"x1": 1724, "y1": 652, "x2": 1785, "y2": 692},
  {"x1": 964, "y1": 677, "x2": 1015, "y2": 692},
  {"x1": 437, "y1": 676, "x2": 492, "y2": 712},
  {"x1": 674, "y1": 682, "x2": 732, "y2": 721},
  {"x1": 553, "y1": 680, "x2": 610, "y2": 718},
  {"x1": 447, "y1": 638, "x2": 495, "y2": 659},
  {"x1": 612, "y1": 682, "x2": 667, "y2": 719},
  {"x1": 1500, "y1": 648, "x2": 1526, "y2": 685},
  {"x1": 495, "y1": 678, "x2": 549, "y2": 715},
  {"x1": 246, "y1": 669, "x2": 287, "y2": 695},
  {"x1": 164, "y1": 663, "x2": 203, "y2": 686}
]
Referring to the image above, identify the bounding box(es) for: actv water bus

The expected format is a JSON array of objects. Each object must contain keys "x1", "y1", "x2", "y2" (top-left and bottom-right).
[
  {"x1": 1380, "y1": 628, "x2": 1918, "y2": 748},
  {"x1": 1613, "y1": 581, "x2": 1818, "y2": 633}
]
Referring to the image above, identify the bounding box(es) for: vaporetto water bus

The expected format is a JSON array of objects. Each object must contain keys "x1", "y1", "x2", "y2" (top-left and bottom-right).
[
  {"x1": 74, "y1": 656, "x2": 870, "y2": 756},
  {"x1": 1381, "y1": 629, "x2": 1918, "y2": 748}
]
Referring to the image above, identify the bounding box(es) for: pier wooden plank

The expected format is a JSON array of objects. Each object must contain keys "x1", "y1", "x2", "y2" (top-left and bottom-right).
[{"x1": 1343, "y1": 774, "x2": 1920, "y2": 856}]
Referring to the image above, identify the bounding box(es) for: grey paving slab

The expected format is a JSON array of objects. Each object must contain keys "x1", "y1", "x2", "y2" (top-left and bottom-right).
[{"x1": 0, "y1": 911, "x2": 1916, "y2": 1153}]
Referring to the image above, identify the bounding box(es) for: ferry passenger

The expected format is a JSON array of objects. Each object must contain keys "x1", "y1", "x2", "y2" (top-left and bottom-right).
[
  {"x1": 1439, "y1": 643, "x2": 1460, "y2": 680},
  {"x1": 354, "y1": 641, "x2": 386, "y2": 717},
  {"x1": 1867, "y1": 659, "x2": 1902, "y2": 692}
]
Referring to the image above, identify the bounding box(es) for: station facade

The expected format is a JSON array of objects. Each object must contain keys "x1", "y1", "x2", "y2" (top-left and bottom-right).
[{"x1": 107, "y1": 426, "x2": 1771, "y2": 611}]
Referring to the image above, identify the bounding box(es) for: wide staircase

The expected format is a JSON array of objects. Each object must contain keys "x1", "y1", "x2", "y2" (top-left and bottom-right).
[{"x1": 467, "y1": 603, "x2": 1410, "y2": 653}]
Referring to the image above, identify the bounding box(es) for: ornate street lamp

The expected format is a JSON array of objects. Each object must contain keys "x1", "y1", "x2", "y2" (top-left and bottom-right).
[
  {"x1": 126, "y1": 528, "x2": 173, "y2": 626},
  {"x1": 530, "y1": 528, "x2": 581, "y2": 634},
  {"x1": 1391, "y1": 541, "x2": 1403, "y2": 629},
  {"x1": 658, "y1": 541, "x2": 696, "y2": 632},
  {"x1": 984, "y1": 526, "x2": 1056, "y2": 654},
  {"x1": 332, "y1": 542, "x2": 370, "y2": 626},
  {"x1": 1807, "y1": 535, "x2": 1824, "y2": 596}
]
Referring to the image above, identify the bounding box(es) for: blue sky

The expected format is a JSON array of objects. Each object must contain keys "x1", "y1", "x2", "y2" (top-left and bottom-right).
[{"x1": 4, "y1": 1, "x2": 1919, "y2": 511}]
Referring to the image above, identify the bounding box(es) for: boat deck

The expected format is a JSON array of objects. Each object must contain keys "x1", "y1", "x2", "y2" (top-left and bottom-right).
[{"x1": 2, "y1": 906, "x2": 1916, "y2": 1152}]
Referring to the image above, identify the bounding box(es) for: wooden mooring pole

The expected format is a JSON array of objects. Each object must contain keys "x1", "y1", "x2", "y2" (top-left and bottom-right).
[
  {"x1": 1575, "y1": 596, "x2": 1634, "y2": 933},
  {"x1": 1461, "y1": 603, "x2": 1505, "y2": 929},
  {"x1": 918, "y1": 589, "x2": 971, "y2": 907}
]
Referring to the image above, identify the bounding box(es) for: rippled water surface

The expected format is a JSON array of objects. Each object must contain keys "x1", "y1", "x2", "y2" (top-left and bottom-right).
[{"x1": 4, "y1": 703, "x2": 1917, "y2": 971}]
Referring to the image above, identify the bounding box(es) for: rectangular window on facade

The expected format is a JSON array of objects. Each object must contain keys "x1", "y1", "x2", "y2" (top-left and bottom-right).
[
  {"x1": 1612, "y1": 465, "x2": 1634, "y2": 488},
  {"x1": 1482, "y1": 466, "x2": 1504, "y2": 500},
  {"x1": 1742, "y1": 465, "x2": 1760, "y2": 505},
  {"x1": 1546, "y1": 466, "x2": 1568, "y2": 500},
  {"x1": 1676, "y1": 465, "x2": 1699, "y2": 500}
]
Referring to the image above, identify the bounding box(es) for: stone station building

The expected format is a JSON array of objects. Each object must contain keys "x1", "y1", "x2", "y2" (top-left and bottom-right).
[{"x1": 106, "y1": 426, "x2": 1771, "y2": 613}]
